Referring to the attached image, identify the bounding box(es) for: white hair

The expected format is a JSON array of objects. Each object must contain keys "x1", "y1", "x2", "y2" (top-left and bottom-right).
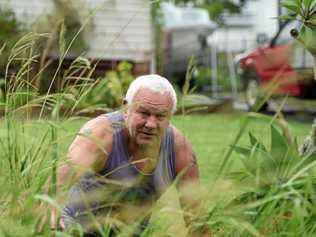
[{"x1": 125, "y1": 74, "x2": 177, "y2": 114}]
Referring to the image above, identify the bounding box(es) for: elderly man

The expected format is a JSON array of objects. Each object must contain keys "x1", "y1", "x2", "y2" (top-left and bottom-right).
[{"x1": 55, "y1": 74, "x2": 199, "y2": 236}]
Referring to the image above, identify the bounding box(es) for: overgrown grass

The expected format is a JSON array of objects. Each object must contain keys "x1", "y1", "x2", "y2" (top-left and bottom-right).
[
  {"x1": 0, "y1": 112, "x2": 312, "y2": 236},
  {"x1": 173, "y1": 113, "x2": 311, "y2": 182}
]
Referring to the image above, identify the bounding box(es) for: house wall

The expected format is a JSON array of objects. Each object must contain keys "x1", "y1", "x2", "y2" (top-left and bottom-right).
[
  {"x1": 86, "y1": 0, "x2": 152, "y2": 63},
  {"x1": 208, "y1": 0, "x2": 279, "y2": 53},
  {"x1": 0, "y1": 0, "x2": 153, "y2": 73}
]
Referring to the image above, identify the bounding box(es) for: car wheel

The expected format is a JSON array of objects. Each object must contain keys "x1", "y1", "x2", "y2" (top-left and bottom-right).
[{"x1": 242, "y1": 72, "x2": 268, "y2": 111}]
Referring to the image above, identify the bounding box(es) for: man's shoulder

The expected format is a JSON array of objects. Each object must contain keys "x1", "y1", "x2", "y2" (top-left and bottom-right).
[
  {"x1": 79, "y1": 114, "x2": 113, "y2": 139},
  {"x1": 169, "y1": 125, "x2": 189, "y2": 149},
  {"x1": 169, "y1": 125, "x2": 198, "y2": 179}
]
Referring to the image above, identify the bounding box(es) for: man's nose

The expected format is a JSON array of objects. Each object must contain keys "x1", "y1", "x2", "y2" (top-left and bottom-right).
[{"x1": 145, "y1": 116, "x2": 158, "y2": 129}]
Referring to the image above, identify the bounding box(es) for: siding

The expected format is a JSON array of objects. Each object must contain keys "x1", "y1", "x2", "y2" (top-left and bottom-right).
[
  {"x1": 0, "y1": 0, "x2": 153, "y2": 62},
  {"x1": 207, "y1": 0, "x2": 279, "y2": 53}
]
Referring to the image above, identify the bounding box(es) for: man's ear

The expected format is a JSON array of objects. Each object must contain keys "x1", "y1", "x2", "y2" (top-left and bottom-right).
[
  {"x1": 122, "y1": 99, "x2": 128, "y2": 116},
  {"x1": 122, "y1": 99, "x2": 128, "y2": 107}
]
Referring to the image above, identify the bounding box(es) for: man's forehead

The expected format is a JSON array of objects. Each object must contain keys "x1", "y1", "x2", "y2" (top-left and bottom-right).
[
  {"x1": 132, "y1": 89, "x2": 172, "y2": 106},
  {"x1": 131, "y1": 102, "x2": 170, "y2": 113},
  {"x1": 138, "y1": 104, "x2": 170, "y2": 113}
]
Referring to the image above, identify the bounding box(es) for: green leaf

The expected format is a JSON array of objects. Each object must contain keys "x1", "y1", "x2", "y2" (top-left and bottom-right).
[
  {"x1": 300, "y1": 25, "x2": 316, "y2": 54},
  {"x1": 59, "y1": 20, "x2": 66, "y2": 59},
  {"x1": 304, "y1": 0, "x2": 314, "y2": 10},
  {"x1": 232, "y1": 145, "x2": 251, "y2": 157},
  {"x1": 282, "y1": 2, "x2": 301, "y2": 14},
  {"x1": 270, "y1": 125, "x2": 289, "y2": 163},
  {"x1": 311, "y1": 0, "x2": 316, "y2": 11},
  {"x1": 277, "y1": 14, "x2": 297, "y2": 21},
  {"x1": 294, "y1": 0, "x2": 302, "y2": 6},
  {"x1": 182, "y1": 56, "x2": 196, "y2": 96},
  {"x1": 290, "y1": 153, "x2": 316, "y2": 177},
  {"x1": 307, "y1": 15, "x2": 316, "y2": 25},
  {"x1": 249, "y1": 132, "x2": 267, "y2": 152},
  {"x1": 233, "y1": 143, "x2": 276, "y2": 178},
  {"x1": 294, "y1": 136, "x2": 300, "y2": 152},
  {"x1": 247, "y1": 112, "x2": 277, "y2": 124}
]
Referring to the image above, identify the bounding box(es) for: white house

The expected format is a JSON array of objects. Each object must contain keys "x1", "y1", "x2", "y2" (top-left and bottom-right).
[
  {"x1": 0, "y1": 0, "x2": 154, "y2": 74},
  {"x1": 208, "y1": 0, "x2": 280, "y2": 52}
]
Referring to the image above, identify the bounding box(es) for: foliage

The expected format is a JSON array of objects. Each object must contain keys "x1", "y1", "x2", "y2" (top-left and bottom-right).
[
  {"x1": 193, "y1": 52, "x2": 240, "y2": 93},
  {"x1": 281, "y1": 0, "x2": 316, "y2": 56},
  {"x1": 161, "y1": 0, "x2": 245, "y2": 23},
  {"x1": 0, "y1": 5, "x2": 25, "y2": 73},
  {"x1": 0, "y1": 30, "x2": 101, "y2": 235},
  {"x1": 0, "y1": 64, "x2": 313, "y2": 237},
  {"x1": 32, "y1": 0, "x2": 91, "y2": 56},
  {"x1": 176, "y1": 56, "x2": 217, "y2": 114},
  {"x1": 281, "y1": 0, "x2": 316, "y2": 156},
  {"x1": 63, "y1": 61, "x2": 134, "y2": 115},
  {"x1": 29, "y1": 0, "x2": 93, "y2": 92},
  {"x1": 192, "y1": 66, "x2": 212, "y2": 92},
  {"x1": 151, "y1": 1, "x2": 165, "y2": 74},
  {"x1": 182, "y1": 112, "x2": 316, "y2": 236},
  {"x1": 228, "y1": 121, "x2": 316, "y2": 235}
]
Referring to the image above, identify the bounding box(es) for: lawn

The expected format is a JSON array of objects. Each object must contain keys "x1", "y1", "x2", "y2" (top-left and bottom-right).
[{"x1": 173, "y1": 112, "x2": 312, "y2": 183}]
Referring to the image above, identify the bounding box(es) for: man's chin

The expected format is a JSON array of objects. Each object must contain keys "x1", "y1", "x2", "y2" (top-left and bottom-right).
[
  {"x1": 136, "y1": 136, "x2": 156, "y2": 146},
  {"x1": 137, "y1": 138, "x2": 154, "y2": 146}
]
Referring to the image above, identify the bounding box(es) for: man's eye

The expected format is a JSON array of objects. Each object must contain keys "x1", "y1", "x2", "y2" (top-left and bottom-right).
[
  {"x1": 140, "y1": 111, "x2": 149, "y2": 117},
  {"x1": 157, "y1": 115, "x2": 166, "y2": 120}
]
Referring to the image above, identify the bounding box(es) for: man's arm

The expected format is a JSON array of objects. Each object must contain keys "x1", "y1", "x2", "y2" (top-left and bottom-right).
[
  {"x1": 173, "y1": 126, "x2": 199, "y2": 184},
  {"x1": 57, "y1": 116, "x2": 113, "y2": 189},
  {"x1": 172, "y1": 126, "x2": 211, "y2": 236},
  {"x1": 49, "y1": 116, "x2": 113, "y2": 229}
]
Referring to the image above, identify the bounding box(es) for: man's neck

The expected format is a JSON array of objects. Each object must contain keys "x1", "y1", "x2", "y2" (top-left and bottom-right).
[{"x1": 127, "y1": 138, "x2": 161, "y2": 173}]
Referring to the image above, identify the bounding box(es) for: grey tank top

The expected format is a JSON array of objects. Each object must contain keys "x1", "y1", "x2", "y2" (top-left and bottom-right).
[{"x1": 100, "y1": 111, "x2": 176, "y2": 193}]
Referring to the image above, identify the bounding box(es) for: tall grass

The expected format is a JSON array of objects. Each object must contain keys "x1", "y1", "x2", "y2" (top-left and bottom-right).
[{"x1": 0, "y1": 17, "x2": 112, "y2": 236}]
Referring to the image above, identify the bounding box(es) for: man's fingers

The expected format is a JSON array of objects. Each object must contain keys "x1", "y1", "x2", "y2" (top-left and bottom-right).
[
  {"x1": 50, "y1": 207, "x2": 58, "y2": 230},
  {"x1": 59, "y1": 218, "x2": 66, "y2": 230},
  {"x1": 34, "y1": 212, "x2": 47, "y2": 234}
]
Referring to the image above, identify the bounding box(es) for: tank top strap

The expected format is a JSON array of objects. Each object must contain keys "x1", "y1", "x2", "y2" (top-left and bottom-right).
[
  {"x1": 102, "y1": 111, "x2": 125, "y2": 132},
  {"x1": 153, "y1": 126, "x2": 176, "y2": 191},
  {"x1": 99, "y1": 112, "x2": 133, "y2": 179}
]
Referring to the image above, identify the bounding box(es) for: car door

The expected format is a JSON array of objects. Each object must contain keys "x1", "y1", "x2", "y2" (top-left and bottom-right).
[{"x1": 254, "y1": 22, "x2": 301, "y2": 97}]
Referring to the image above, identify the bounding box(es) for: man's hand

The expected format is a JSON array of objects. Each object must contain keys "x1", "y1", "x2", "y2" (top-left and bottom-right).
[
  {"x1": 34, "y1": 202, "x2": 65, "y2": 234},
  {"x1": 188, "y1": 222, "x2": 213, "y2": 237}
]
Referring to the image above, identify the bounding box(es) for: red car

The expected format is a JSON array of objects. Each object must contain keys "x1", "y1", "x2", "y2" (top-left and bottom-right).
[{"x1": 235, "y1": 21, "x2": 316, "y2": 110}]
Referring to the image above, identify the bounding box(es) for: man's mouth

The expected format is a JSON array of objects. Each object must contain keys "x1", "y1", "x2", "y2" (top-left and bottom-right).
[{"x1": 139, "y1": 131, "x2": 155, "y2": 136}]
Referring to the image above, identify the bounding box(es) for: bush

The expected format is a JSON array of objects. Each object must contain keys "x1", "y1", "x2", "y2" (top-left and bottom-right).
[
  {"x1": 0, "y1": 5, "x2": 25, "y2": 73},
  {"x1": 61, "y1": 60, "x2": 135, "y2": 116}
]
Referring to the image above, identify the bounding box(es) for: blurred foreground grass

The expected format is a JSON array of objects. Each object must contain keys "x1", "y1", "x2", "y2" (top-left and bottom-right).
[{"x1": 0, "y1": 111, "x2": 313, "y2": 236}]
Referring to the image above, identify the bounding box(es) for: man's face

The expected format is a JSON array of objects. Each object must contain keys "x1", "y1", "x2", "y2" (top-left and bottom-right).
[{"x1": 124, "y1": 88, "x2": 173, "y2": 146}]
